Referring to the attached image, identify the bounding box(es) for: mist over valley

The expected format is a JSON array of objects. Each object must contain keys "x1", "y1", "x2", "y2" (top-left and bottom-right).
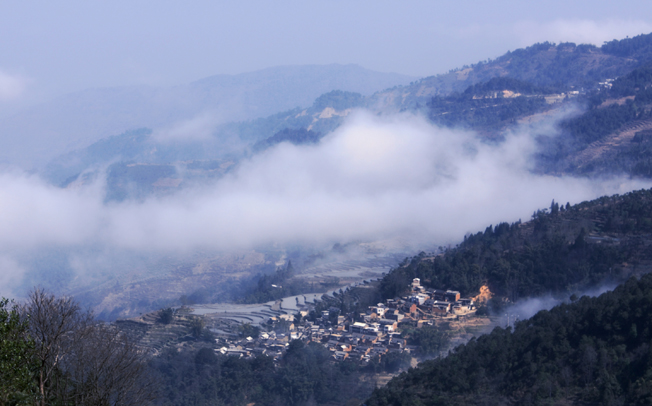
[{"x1": 3, "y1": 3, "x2": 652, "y2": 404}]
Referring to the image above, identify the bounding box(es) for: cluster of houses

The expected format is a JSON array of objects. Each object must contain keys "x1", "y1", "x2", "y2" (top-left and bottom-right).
[{"x1": 215, "y1": 278, "x2": 476, "y2": 363}]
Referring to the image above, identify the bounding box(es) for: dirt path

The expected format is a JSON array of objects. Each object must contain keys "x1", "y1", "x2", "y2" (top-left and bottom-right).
[{"x1": 569, "y1": 119, "x2": 652, "y2": 169}]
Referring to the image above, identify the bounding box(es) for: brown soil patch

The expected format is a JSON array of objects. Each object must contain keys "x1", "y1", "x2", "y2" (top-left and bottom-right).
[
  {"x1": 599, "y1": 96, "x2": 635, "y2": 108},
  {"x1": 569, "y1": 119, "x2": 652, "y2": 169}
]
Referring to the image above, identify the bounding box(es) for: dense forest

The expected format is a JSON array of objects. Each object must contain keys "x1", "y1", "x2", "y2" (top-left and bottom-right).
[
  {"x1": 150, "y1": 339, "x2": 408, "y2": 406},
  {"x1": 378, "y1": 188, "x2": 652, "y2": 305},
  {"x1": 428, "y1": 90, "x2": 548, "y2": 133},
  {"x1": 252, "y1": 128, "x2": 323, "y2": 152},
  {"x1": 479, "y1": 33, "x2": 652, "y2": 90},
  {"x1": 561, "y1": 64, "x2": 652, "y2": 145},
  {"x1": 533, "y1": 63, "x2": 652, "y2": 177},
  {"x1": 147, "y1": 188, "x2": 652, "y2": 406},
  {"x1": 366, "y1": 272, "x2": 652, "y2": 405},
  {"x1": 6, "y1": 189, "x2": 652, "y2": 405}
]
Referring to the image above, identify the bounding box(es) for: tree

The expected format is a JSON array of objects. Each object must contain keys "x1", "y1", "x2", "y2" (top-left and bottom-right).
[
  {"x1": 63, "y1": 323, "x2": 156, "y2": 406},
  {"x1": 157, "y1": 308, "x2": 174, "y2": 324},
  {"x1": 23, "y1": 289, "x2": 156, "y2": 406},
  {"x1": 0, "y1": 298, "x2": 37, "y2": 405},
  {"x1": 24, "y1": 288, "x2": 91, "y2": 406},
  {"x1": 189, "y1": 317, "x2": 205, "y2": 338}
]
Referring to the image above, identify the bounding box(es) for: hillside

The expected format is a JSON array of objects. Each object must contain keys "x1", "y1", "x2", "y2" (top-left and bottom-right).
[
  {"x1": 366, "y1": 272, "x2": 652, "y2": 406},
  {"x1": 42, "y1": 89, "x2": 364, "y2": 196},
  {"x1": 121, "y1": 188, "x2": 652, "y2": 406},
  {"x1": 0, "y1": 64, "x2": 414, "y2": 169},
  {"x1": 41, "y1": 33, "x2": 652, "y2": 199},
  {"x1": 371, "y1": 33, "x2": 652, "y2": 114},
  {"x1": 539, "y1": 63, "x2": 652, "y2": 177},
  {"x1": 378, "y1": 188, "x2": 652, "y2": 305},
  {"x1": 29, "y1": 32, "x2": 652, "y2": 324}
]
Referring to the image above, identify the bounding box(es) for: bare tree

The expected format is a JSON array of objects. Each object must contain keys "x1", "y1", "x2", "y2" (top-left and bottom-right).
[
  {"x1": 64, "y1": 323, "x2": 157, "y2": 406},
  {"x1": 23, "y1": 288, "x2": 156, "y2": 406},
  {"x1": 23, "y1": 288, "x2": 92, "y2": 405}
]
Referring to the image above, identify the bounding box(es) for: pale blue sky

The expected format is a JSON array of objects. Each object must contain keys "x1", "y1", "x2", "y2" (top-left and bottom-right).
[{"x1": 1, "y1": 0, "x2": 652, "y2": 106}]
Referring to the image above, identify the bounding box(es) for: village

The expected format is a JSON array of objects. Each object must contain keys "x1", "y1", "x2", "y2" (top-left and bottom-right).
[{"x1": 214, "y1": 278, "x2": 481, "y2": 363}]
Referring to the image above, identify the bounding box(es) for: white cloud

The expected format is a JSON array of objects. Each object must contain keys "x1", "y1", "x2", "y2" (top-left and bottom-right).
[
  {"x1": 2, "y1": 110, "x2": 649, "y2": 251},
  {"x1": 0, "y1": 110, "x2": 649, "y2": 290},
  {"x1": 0, "y1": 69, "x2": 28, "y2": 101},
  {"x1": 0, "y1": 256, "x2": 27, "y2": 298},
  {"x1": 152, "y1": 112, "x2": 221, "y2": 143},
  {"x1": 514, "y1": 19, "x2": 652, "y2": 47}
]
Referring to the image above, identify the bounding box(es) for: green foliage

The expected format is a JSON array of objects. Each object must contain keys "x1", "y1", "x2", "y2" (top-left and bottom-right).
[
  {"x1": 157, "y1": 308, "x2": 175, "y2": 324},
  {"x1": 378, "y1": 188, "x2": 652, "y2": 301},
  {"x1": 0, "y1": 298, "x2": 37, "y2": 405},
  {"x1": 560, "y1": 102, "x2": 642, "y2": 145},
  {"x1": 462, "y1": 76, "x2": 554, "y2": 96},
  {"x1": 428, "y1": 78, "x2": 550, "y2": 131},
  {"x1": 311, "y1": 90, "x2": 364, "y2": 111},
  {"x1": 189, "y1": 317, "x2": 205, "y2": 338},
  {"x1": 601, "y1": 32, "x2": 652, "y2": 58},
  {"x1": 239, "y1": 261, "x2": 310, "y2": 304},
  {"x1": 536, "y1": 62, "x2": 652, "y2": 178},
  {"x1": 253, "y1": 128, "x2": 322, "y2": 152},
  {"x1": 151, "y1": 340, "x2": 374, "y2": 406},
  {"x1": 366, "y1": 273, "x2": 652, "y2": 405},
  {"x1": 600, "y1": 64, "x2": 652, "y2": 100},
  {"x1": 492, "y1": 41, "x2": 616, "y2": 89},
  {"x1": 365, "y1": 351, "x2": 412, "y2": 374},
  {"x1": 309, "y1": 282, "x2": 384, "y2": 321},
  {"x1": 238, "y1": 323, "x2": 260, "y2": 339},
  {"x1": 403, "y1": 325, "x2": 451, "y2": 356},
  {"x1": 558, "y1": 63, "x2": 652, "y2": 148}
]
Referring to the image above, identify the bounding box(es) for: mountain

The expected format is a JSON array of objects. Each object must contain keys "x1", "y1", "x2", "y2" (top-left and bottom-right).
[
  {"x1": 0, "y1": 64, "x2": 415, "y2": 169},
  {"x1": 41, "y1": 90, "x2": 365, "y2": 190},
  {"x1": 370, "y1": 32, "x2": 652, "y2": 114},
  {"x1": 377, "y1": 188, "x2": 652, "y2": 305},
  {"x1": 366, "y1": 272, "x2": 652, "y2": 405},
  {"x1": 130, "y1": 187, "x2": 652, "y2": 406},
  {"x1": 42, "y1": 33, "x2": 652, "y2": 202},
  {"x1": 357, "y1": 186, "x2": 652, "y2": 404},
  {"x1": 540, "y1": 63, "x2": 652, "y2": 177}
]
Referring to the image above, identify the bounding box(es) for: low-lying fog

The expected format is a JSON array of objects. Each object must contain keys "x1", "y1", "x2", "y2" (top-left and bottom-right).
[{"x1": 0, "y1": 110, "x2": 649, "y2": 298}]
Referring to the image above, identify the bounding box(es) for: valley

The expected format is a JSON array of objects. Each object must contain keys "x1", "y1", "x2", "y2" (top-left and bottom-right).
[{"x1": 4, "y1": 24, "x2": 652, "y2": 406}]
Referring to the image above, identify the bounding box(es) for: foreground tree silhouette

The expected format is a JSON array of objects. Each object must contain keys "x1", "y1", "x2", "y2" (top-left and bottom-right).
[
  {"x1": 23, "y1": 289, "x2": 156, "y2": 405},
  {"x1": 0, "y1": 298, "x2": 38, "y2": 405}
]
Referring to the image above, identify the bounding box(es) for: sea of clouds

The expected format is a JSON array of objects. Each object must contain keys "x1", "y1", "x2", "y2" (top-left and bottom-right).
[{"x1": 0, "y1": 110, "x2": 649, "y2": 296}]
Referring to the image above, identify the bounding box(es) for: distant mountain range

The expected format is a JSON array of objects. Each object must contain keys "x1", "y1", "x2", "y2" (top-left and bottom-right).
[
  {"x1": 40, "y1": 32, "x2": 652, "y2": 202},
  {"x1": 0, "y1": 64, "x2": 415, "y2": 169},
  {"x1": 369, "y1": 33, "x2": 652, "y2": 113}
]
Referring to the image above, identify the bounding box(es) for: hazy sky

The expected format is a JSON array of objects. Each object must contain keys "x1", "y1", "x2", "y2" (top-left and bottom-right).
[
  {"x1": 2, "y1": 1, "x2": 652, "y2": 301},
  {"x1": 1, "y1": 0, "x2": 652, "y2": 108}
]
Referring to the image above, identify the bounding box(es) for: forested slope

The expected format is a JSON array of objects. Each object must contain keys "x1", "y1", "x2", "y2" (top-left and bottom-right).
[
  {"x1": 544, "y1": 63, "x2": 652, "y2": 177},
  {"x1": 366, "y1": 272, "x2": 652, "y2": 405},
  {"x1": 143, "y1": 189, "x2": 652, "y2": 406},
  {"x1": 379, "y1": 188, "x2": 652, "y2": 304},
  {"x1": 374, "y1": 32, "x2": 652, "y2": 112}
]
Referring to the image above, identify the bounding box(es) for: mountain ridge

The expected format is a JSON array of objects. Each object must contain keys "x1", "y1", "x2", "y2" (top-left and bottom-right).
[{"x1": 0, "y1": 64, "x2": 415, "y2": 169}]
